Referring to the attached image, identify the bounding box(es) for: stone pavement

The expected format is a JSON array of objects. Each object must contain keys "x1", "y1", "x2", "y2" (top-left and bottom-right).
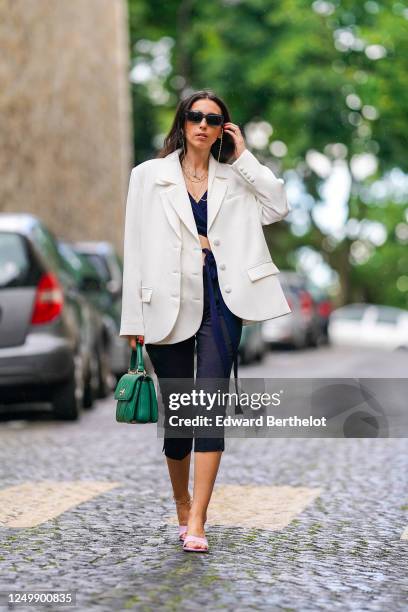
[{"x1": 0, "y1": 396, "x2": 407, "y2": 611}]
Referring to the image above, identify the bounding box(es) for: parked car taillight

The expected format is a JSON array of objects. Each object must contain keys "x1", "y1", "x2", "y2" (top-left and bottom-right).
[
  {"x1": 318, "y1": 300, "x2": 332, "y2": 318},
  {"x1": 299, "y1": 291, "x2": 314, "y2": 317},
  {"x1": 31, "y1": 272, "x2": 64, "y2": 324}
]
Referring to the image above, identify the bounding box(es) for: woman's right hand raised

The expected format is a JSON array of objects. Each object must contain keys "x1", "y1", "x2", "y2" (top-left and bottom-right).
[{"x1": 126, "y1": 335, "x2": 144, "y2": 349}]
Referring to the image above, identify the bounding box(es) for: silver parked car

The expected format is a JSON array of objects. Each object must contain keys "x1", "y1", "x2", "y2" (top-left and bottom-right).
[{"x1": 0, "y1": 214, "x2": 97, "y2": 419}]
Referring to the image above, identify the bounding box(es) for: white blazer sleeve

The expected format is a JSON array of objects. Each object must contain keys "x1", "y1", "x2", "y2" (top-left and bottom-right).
[
  {"x1": 231, "y1": 148, "x2": 291, "y2": 225},
  {"x1": 119, "y1": 166, "x2": 145, "y2": 337}
]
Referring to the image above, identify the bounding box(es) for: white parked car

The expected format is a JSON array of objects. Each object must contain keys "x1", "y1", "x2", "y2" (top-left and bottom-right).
[{"x1": 328, "y1": 303, "x2": 408, "y2": 350}]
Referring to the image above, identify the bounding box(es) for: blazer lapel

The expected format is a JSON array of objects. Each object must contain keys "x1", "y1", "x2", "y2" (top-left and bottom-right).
[
  {"x1": 155, "y1": 147, "x2": 229, "y2": 240},
  {"x1": 207, "y1": 156, "x2": 229, "y2": 233}
]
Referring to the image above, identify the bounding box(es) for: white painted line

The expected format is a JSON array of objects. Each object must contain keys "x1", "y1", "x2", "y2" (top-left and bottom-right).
[
  {"x1": 167, "y1": 484, "x2": 322, "y2": 530},
  {"x1": 0, "y1": 481, "x2": 121, "y2": 528}
]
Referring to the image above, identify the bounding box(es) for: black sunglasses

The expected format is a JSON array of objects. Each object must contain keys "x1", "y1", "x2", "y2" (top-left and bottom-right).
[{"x1": 184, "y1": 110, "x2": 224, "y2": 127}]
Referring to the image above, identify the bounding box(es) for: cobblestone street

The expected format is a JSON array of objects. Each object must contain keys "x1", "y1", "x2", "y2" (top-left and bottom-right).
[{"x1": 0, "y1": 378, "x2": 407, "y2": 611}]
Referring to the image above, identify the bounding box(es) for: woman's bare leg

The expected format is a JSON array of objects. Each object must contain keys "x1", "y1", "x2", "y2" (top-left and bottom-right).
[
  {"x1": 166, "y1": 453, "x2": 192, "y2": 525},
  {"x1": 186, "y1": 450, "x2": 222, "y2": 549}
]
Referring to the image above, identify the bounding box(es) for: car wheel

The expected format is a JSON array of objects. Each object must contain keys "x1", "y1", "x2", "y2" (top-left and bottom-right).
[
  {"x1": 293, "y1": 333, "x2": 305, "y2": 350},
  {"x1": 82, "y1": 368, "x2": 94, "y2": 409},
  {"x1": 52, "y1": 374, "x2": 81, "y2": 420},
  {"x1": 96, "y1": 346, "x2": 111, "y2": 398},
  {"x1": 308, "y1": 336, "x2": 318, "y2": 348},
  {"x1": 84, "y1": 349, "x2": 101, "y2": 409}
]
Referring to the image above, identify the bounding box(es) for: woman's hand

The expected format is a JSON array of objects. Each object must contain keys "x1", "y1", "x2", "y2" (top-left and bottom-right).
[
  {"x1": 223, "y1": 122, "x2": 246, "y2": 160},
  {"x1": 125, "y1": 335, "x2": 144, "y2": 349}
]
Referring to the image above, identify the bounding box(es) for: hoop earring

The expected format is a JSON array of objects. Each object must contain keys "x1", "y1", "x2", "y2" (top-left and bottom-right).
[{"x1": 217, "y1": 129, "x2": 223, "y2": 163}]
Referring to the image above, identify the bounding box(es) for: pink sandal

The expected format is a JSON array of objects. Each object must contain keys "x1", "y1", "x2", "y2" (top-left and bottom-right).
[
  {"x1": 183, "y1": 534, "x2": 209, "y2": 553},
  {"x1": 179, "y1": 525, "x2": 188, "y2": 541}
]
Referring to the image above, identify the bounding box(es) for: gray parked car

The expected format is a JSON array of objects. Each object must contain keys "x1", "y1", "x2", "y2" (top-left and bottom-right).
[
  {"x1": 0, "y1": 213, "x2": 97, "y2": 419},
  {"x1": 238, "y1": 323, "x2": 266, "y2": 364},
  {"x1": 57, "y1": 241, "x2": 112, "y2": 399},
  {"x1": 72, "y1": 241, "x2": 130, "y2": 381},
  {"x1": 262, "y1": 271, "x2": 321, "y2": 349}
]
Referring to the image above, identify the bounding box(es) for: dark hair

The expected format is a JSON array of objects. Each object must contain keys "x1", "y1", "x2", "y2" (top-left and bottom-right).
[{"x1": 156, "y1": 89, "x2": 236, "y2": 163}]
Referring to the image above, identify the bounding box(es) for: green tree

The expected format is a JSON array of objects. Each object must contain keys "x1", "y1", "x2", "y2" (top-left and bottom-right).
[{"x1": 127, "y1": 0, "x2": 408, "y2": 307}]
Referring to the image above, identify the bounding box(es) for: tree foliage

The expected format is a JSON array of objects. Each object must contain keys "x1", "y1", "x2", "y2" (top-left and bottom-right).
[{"x1": 127, "y1": 0, "x2": 408, "y2": 308}]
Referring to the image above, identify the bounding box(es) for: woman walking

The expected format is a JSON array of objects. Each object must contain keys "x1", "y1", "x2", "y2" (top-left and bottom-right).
[{"x1": 119, "y1": 90, "x2": 291, "y2": 552}]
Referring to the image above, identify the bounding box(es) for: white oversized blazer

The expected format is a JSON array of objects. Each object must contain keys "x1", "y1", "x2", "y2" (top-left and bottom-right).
[{"x1": 119, "y1": 146, "x2": 292, "y2": 344}]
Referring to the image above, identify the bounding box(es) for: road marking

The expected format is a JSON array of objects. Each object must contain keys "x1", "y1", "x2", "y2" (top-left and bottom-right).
[
  {"x1": 401, "y1": 526, "x2": 408, "y2": 540},
  {"x1": 0, "y1": 481, "x2": 121, "y2": 528},
  {"x1": 167, "y1": 484, "x2": 321, "y2": 530}
]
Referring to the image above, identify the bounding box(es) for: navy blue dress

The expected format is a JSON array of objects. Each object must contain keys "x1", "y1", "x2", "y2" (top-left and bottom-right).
[{"x1": 188, "y1": 189, "x2": 243, "y2": 414}]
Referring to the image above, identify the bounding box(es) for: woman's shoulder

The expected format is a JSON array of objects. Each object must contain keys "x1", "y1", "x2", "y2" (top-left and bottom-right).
[
  {"x1": 131, "y1": 157, "x2": 160, "y2": 173},
  {"x1": 131, "y1": 156, "x2": 170, "y2": 179}
]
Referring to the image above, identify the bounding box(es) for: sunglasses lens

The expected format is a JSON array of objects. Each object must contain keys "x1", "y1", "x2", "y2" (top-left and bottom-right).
[
  {"x1": 187, "y1": 111, "x2": 203, "y2": 123},
  {"x1": 186, "y1": 111, "x2": 224, "y2": 126},
  {"x1": 207, "y1": 114, "x2": 223, "y2": 126}
]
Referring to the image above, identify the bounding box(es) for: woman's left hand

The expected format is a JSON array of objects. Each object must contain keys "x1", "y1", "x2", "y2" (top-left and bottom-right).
[{"x1": 223, "y1": 122, "x2": 246, "y2": 160}]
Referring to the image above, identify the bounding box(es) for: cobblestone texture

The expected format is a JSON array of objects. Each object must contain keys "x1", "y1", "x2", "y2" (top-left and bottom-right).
[{"x1": 0, "y1": 394, "x2": 407, "y2": 611}]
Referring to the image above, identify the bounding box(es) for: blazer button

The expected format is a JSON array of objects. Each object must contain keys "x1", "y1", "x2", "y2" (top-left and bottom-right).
[
  {"x1": 213, "y1": 238, "x2": 220, "y2": 246},
  {"x1": 171, "y1": 292, "x2": 179, "y2": 298},
  {"x1": 225, "y1": 285, "x2": 232, "y2": 293},
  {"x1": 250, "y1": 178, "x2": 255, "y2": 183},
  {"x1": 219, "y1": 263, "x2": 226, "y2": 270},
  {"x1": 239, "y1": 166, "x2": 244, "y2": 171}
]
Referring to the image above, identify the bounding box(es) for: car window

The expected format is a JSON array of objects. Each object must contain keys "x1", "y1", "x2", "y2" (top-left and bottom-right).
[
  {"x1": 376, "y1": 308, "x2": 400, "y2": 325},
  {"x1": 81, "y1": 253, "x2": 111, "y2": 282},
  {"x1": 0, "y1": 232, "x2": 31, "y2": 288},
  {"x1": 31, "y1": 224, "x2": 64, "y2": 272},
  {"x1": 58, "y1": 243, "x2": 83, "y2": 272}
]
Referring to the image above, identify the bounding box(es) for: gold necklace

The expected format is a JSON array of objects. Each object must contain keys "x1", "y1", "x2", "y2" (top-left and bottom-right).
[{"x1": 181, "y1": 161, "x2": 208, "y2": 183}]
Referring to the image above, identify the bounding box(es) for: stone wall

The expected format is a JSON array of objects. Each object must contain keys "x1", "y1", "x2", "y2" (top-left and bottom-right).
[{"x1": 0, "y1": 0, "x2": 133, "y2": 251}]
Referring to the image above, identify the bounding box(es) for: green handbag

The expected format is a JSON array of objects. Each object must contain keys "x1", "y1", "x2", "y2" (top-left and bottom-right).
[{"x1": 114, "y1": 341, "x2": 158, "y2": 424}]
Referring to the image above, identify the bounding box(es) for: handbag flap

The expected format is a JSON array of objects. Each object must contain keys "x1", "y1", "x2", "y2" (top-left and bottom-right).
[{"x1": 114, "y1": 373, "x2": 144, "y2": 400}]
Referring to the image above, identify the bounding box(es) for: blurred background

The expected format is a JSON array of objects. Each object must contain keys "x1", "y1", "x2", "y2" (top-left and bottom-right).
[{"x1": 0, "y1": 0, "x2": 407, "y2": 420}]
